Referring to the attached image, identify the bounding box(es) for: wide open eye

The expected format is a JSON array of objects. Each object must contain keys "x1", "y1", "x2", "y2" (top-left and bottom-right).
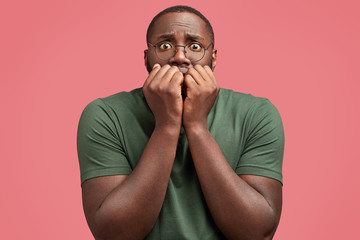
[
  {"x1": 188, "y1": 43, "x2": 203, "y2": 52},
  {"x1": 158, "y1": 42, "x2": 173, "y2": 51}
]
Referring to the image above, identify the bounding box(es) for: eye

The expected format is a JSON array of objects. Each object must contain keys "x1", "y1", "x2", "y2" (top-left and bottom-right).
[
  {"x1": 188, "y1": 43, "x2": 202, "y2": 52},
  {"x1": 158, "y1": 42, "x2": 173, "y2": 51}
]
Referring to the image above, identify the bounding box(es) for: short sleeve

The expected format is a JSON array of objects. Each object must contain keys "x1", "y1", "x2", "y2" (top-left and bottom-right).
[
  {"x1": 77, "y1": 99, "x2": 132, "y2": 184},
  {"x1": 236, "y1": 99, "x2": 284, "y2": 184}
]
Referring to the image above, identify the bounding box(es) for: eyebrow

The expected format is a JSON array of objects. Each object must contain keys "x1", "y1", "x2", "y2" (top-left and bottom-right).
[
  {"x1": 186, "y1": 33, "x2": 204, "y2": 40},
  {"x1": 157, "y1": 33, "x2": 175, "y2": 39},
  {"x1": 156, "y1": 33, "x2": 205, "y2": 41}
]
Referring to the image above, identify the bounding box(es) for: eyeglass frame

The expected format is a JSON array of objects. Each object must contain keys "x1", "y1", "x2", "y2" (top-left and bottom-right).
[{"x1": 147, "y1": 41, "x2": 214, "y2": 62}]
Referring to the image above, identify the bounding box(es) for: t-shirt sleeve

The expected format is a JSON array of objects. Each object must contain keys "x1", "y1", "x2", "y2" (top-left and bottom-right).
[
  {"x1": 77, "y1": 99, "x2": 132, "y2": 184},
  {"x1": 236, "y1": 99, "x2": 284, "y2": 184}
]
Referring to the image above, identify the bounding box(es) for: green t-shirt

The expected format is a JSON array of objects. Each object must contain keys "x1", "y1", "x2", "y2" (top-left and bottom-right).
[{"x1": 77, "y1": 88, "x2": 284, "y2": 239}]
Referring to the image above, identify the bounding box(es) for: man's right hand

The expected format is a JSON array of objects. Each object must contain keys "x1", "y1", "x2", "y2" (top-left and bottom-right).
[
  {"x1": 82, "y1": 64, "x2": 185, "y2": 239},
  {"x1": 143, "y1": 64, "x2": 184, "y2": 130}
]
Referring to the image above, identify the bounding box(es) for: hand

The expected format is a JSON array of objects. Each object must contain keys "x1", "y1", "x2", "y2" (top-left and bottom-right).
[
  {"x1": 183, "y1": 65, "x2": 220, "y2": 131},
  {"x1": 143, "y1": 64, "x2": 184, "y2": 130}
]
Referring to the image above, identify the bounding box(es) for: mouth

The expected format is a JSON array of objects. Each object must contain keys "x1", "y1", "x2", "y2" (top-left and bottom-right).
[{"x1": 178, "y1": 66, "x2": 189, "y2": 75}]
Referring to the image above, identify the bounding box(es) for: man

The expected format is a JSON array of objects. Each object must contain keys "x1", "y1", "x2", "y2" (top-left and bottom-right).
[{"x1": 77, "y1": 5, "x2": 284, "y2": 240}]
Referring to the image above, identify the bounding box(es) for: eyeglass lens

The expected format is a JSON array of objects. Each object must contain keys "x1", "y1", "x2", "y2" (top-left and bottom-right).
[{"x1": 156, "y1": 43, "x2": 205, "y2": 61}]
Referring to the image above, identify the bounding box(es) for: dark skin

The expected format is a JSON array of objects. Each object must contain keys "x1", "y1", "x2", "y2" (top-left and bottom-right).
[{"x1": 81, "y1": 12, "x2": 282, "y2": 240}]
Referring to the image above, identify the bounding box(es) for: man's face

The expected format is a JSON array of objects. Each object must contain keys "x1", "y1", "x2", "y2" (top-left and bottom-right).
[{"x1": 145, "y1": 12, "x2": 216, "y2": 74}]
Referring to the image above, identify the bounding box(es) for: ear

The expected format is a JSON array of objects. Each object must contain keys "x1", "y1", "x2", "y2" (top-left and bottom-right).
[
  {"x1": 144, "y1": 49, "x2": 148, "y2": 67},
  {"x1": 212, "y1": 49, "x2": 217, "y2": 70}
]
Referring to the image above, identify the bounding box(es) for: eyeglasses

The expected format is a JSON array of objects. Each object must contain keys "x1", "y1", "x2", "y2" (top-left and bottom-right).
[{"x1": 147, "y1": 41, "x2": 213, "y2": 62}]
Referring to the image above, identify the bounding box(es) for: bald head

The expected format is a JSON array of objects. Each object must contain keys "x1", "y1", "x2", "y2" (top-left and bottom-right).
[{"x1": 146, "y1": 5, "x2": 214, "y2": 45}]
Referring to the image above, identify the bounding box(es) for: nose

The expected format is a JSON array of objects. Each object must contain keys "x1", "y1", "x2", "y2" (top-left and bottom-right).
[{"x1": 169, "y1": 45, "x2": 191, "y2": 65}]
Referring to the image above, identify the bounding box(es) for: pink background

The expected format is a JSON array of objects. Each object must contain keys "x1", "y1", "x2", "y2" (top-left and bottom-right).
[{"x1": 1, "y1": 0, "x2": 359, "y2": 239}]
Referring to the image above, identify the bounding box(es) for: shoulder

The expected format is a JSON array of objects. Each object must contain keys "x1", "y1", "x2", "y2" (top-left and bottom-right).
[
  {"x1": 80, "y1": 88, "x2": 147, "y2": 118},
  {"x1": 97, "y1": 88, "x2": 145, "y2": 109},
  {"x1": 216, "y1": 88, "x2": 281, "y2": 118}
]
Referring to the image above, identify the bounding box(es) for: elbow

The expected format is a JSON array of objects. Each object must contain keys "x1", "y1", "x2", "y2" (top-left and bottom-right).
[
  {"x1": 90, "y1": 222, "x2": 150, "y2": 240},
  {"x1": 256, "y1": 201, "x2": 281, "y2": 240},
  {"x1": 91, "y1": 227, "x2": 145, "y2": 240},
  {"x1": 88, "y1": 222, "x2": 120, "y2": 240},
  {"x1": 259, "y1": 213, "x2": 281, "y2": 240},
  {"x1": 88, "y1": 212, "x2": 154, "y2": 240},
  {"x1": 229, "y1": 211, "x2": 280, "y2": 240}
]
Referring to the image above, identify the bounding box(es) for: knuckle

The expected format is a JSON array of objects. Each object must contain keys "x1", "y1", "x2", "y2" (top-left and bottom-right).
[
  {"x1": 168, "y1": 87, "x2": 177, "y2": 95},
  {"x1": 158, "y1": 84, "x2": 166, "y2": 93},
  {"x1": 146, "y1": 84, "x2": 154, "y2": 92},
  {"x1": 204, "y1": 88, "x2": 212, "y2": 95},
  {"x1": 211, "y1": 85, "x2": 219, "y2": 94},
  {"x1": 174, "y1": 71, "x2": 183, "y2": 79}
]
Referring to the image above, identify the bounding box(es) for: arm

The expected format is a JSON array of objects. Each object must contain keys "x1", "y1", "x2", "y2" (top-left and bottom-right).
[
  {"x1": 81, "y1": 64, "x2": 184, "y2": 240},
  {"x1": 185, "y1": 128, "x2": 282, "y2": 240},
  {"x1": 183, "y1": 65, "x2": 282, "y2": 240}
]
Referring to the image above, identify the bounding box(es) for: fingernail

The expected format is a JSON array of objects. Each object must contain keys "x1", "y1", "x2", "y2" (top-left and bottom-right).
[{"x1": 153, "y1": 64, "x2": 160, "y2": 69}]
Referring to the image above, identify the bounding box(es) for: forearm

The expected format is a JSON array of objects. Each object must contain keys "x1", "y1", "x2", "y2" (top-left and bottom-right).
[
  {"x1": 93, "y1": 125, "x2": 180, "y2": 240},
  {"x1": 185, "y1": 127, "x2": 279, "y2": 240}
]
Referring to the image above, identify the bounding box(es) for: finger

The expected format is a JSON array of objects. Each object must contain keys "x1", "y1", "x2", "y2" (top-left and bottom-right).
[
  {"x1": 151, "y1": 64, "x2": 172, "y2": 85},
  {"x1": 144, "y1": 64, "x2": 161, "y2": 86},
  {"x1": 170, "y1": 71, "x2": 184, "y2": 85},
  {"x1": 186, "y1": 67, "x2": 204, "y2": 86},
  {"x1": 184, "y1": 74, "x2": 198, "y2": 91},
  {"x1": 194, "y1": 64, "x2": 212, "y2": 82},
  {"x1": 169, "y1": 71, "x2": 184, "y2": 96},
  {"x1": 204, "y1": 65, "x2": 216, "y2": 82},
  {"x1": 162, "y1": 66, "x2": 181, "y2": 83}
]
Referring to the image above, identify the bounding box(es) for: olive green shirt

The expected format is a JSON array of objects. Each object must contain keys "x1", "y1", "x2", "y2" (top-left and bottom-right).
[{"x1": 77, "y1": 88, "x2": 284, "y2": 239}]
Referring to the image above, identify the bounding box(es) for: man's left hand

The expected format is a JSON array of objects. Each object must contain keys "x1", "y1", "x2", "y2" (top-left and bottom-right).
[{"x1": 183, "y1": 65, "x2": 219, "y2": 131}]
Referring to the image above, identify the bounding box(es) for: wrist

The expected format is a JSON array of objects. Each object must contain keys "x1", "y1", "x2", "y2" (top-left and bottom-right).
[
  {"x1": 183, "y1": 122, "x2": 209, "y2": 136},
  {"x1": 154, "y1": 123, "x2": 181, "y2": 137}
]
